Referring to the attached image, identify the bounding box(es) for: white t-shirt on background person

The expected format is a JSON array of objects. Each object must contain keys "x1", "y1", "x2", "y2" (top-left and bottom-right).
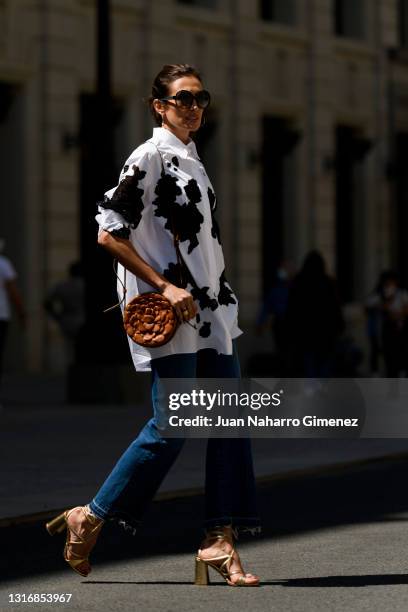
[{"x1": 0, "y1": 255, "x2": 17, "y2": 321}]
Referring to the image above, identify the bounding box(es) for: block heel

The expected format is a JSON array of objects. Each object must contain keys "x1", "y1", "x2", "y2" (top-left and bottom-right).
[
  {"x1": 45, "y1": 513, "x2": 66, "y2": 536},
  {"x1": 195, "y1": 557, "x2": 210, "y2": 585}
]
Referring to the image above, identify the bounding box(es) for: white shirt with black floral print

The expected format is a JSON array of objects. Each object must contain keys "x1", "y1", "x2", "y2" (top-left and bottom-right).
[{"x1": 95, "y1": 127, "x2": 242, "y2": 372}]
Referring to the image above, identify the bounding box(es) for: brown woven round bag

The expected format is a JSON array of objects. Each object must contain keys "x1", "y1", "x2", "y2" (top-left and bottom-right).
[{"x1": 123, "y1": 292, "x2": 179, "y2": 348}]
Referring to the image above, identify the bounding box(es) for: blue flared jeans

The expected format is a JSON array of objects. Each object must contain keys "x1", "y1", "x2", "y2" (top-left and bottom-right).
[{"x1": 89, "y1": 342, "x2": 260, "y2": 535}]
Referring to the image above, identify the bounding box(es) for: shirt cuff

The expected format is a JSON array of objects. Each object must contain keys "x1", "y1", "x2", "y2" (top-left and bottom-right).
[{"x1": 95, "y1": 211, "x2": 130, "y2": 239}]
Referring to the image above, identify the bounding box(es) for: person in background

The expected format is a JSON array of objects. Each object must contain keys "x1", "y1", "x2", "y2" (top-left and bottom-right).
[
  {"x1": 365, "y1": 279, "x2": 382, "y2": 376},
  {"x1": 365, "y1": 270, "x2": 408, "y2": 377},
  {"x1": 255, "y1": 260, "x2": 294, "y2": 374},
  {"x1": 0, "y1": 238, "x2": 26, "y2": 400},
  {"x1": 286, "y1": 250, "x2": 344, "y2": 378}
]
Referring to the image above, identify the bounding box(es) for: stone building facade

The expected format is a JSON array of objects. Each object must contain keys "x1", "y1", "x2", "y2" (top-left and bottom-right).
[{"x1": 1, "y1": 0, "x2": 408, "y2": 373}]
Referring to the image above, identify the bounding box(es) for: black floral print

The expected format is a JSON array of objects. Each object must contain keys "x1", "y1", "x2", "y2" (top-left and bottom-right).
[
  {"x1": 207, "y1": 187, "x2": 216, "y2": 211},
  {"x1": 218, "y1": 270, "x2": 237, "y2": 306},
  {"x1": 208, "y1": 187, "x2": 221, "y2": 244},
  {"x1": 153, "y1": 174, "x2": 204, "y2": 255},
  {"x1": 110, "y1": 227, "x2": 130, "y2": 239},
  {"x1": 99, "y1": 165, "x2": 146, "y2": 229},
  {"x1": 162, "y1": 261, "x2": 219, "y2": 312},
  {"x1": 199, "y1": 321, "x2": 211, "y2": 337},
  {"x1": 162, "y1": 261, "x2": 189, "y2": 290},
  {"x1": 190, "y1": 285, "x2": 218, "y2": 311}
]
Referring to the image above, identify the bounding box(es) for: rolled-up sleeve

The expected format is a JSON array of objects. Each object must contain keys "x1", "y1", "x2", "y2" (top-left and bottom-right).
[{"x1": 95, "y1": 145, "x2": 157, "y2": 239}]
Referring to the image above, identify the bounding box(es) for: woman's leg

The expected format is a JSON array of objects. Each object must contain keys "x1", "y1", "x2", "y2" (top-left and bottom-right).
[
  {"x1": 88, "y1": 351, "x2": 197, "y2": 529},
  {"x1": 199, "y1": 343, "x2": 260, "y2": 534},
  {"x1": 197, "y1": 342, "x2": 260, "y2": 585}
]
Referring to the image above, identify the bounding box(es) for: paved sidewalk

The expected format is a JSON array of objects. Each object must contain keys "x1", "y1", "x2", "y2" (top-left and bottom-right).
[{"x1": 2, "y1": 373, "x2": 408, "y2": 524}]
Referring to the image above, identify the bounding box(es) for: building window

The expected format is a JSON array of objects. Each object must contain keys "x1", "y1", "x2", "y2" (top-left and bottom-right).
[
  {"x1": 260, "y1": 0, "x2": 296, "y2": 25},
  {"x1": 335, "y1": 0, "x2": 365, "y2": 39},
  {"x1": 177, "y1": 0, "x2": 217, "y2": 8},
  {"x1": 399, "y1": 0, "x2": 408, "y2": 47}
]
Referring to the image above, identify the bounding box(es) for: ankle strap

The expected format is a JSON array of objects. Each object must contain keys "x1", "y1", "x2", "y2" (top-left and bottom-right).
[
  {"x1": 205, "y1": 526, "x2": 238, "y2": 543},
  {"x1": 83, "y1": 505, "x2": 104, "y2": 525}
]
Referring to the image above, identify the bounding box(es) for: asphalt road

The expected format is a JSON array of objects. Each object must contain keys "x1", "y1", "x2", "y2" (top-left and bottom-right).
[{"x1": 2, "y1": 458, "x2": 408, "y2": 612}]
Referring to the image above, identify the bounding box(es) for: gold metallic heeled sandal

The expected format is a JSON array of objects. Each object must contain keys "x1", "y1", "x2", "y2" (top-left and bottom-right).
[
  {"x1": 195, "y1": 528, "x2": 260, "y2": 587},
  {"x1": 46, "y1": 506, "x2": 103, "y2": 577}
]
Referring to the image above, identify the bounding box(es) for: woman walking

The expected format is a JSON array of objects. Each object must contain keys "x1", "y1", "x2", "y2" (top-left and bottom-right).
[{"x1": 46, "y1": 64, "x2": 260, "y2": 587}]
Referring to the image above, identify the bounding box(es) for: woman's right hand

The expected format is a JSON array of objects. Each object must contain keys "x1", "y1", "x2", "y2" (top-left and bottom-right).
[
  {"x1": 97, "y1": 232, "x2": 198, "y2": 323},
  {"x1": 161, "y1": 284, "x2": 198, "y2": 323}
]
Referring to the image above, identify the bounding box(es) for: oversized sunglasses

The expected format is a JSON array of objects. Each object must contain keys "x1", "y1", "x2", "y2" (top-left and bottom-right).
[{"x1": 159, "y1": 89, "x2": 211, "y2": 109}]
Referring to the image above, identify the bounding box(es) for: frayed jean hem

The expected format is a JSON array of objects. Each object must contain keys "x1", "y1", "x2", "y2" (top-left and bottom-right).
[
  {"x1": 203, "y1": 517, "x2": 261, "y2": 537},
  {"x1": 89, "y1": 499, "x2": 142, "y2": 536}
]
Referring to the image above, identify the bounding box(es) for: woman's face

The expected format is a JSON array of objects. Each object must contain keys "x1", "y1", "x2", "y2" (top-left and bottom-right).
[{"x1": 154, "y1": 75, "x2": 205, "y2": 140}]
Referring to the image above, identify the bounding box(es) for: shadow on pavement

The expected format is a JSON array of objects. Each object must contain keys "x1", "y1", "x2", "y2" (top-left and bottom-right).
[
  {"x1": 275, "y1": 574, "x2": 408, "y2": 587},
  {"x1": 81, "y1": 575, "x2": 408, "y2": 587},
  {"x1": 2, "y1": 456, "x2": 408, "y2": 583}
]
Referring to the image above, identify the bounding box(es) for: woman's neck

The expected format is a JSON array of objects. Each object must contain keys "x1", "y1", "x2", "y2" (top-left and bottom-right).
[{"x1": 162, "y1": 124, "x2": 191, "y2": 145}]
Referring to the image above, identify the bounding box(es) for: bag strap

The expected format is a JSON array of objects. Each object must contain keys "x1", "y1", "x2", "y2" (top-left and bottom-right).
[{"x1": 103, "y1": 259, "x2": 127, "y2": 313}]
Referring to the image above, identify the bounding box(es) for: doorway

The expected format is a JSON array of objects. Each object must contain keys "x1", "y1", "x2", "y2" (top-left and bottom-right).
[
  {"x1": 261, "y1": 116, "x2": 300, "y2": 295},
  {"x1": 395, "y1": 131, "x2": 408, "y2": 287},
  {"x1": 79, "y1": 93, "x2": 128, "y2": 364},
  {"x1": 335, "y1": 125, "x2": 371, "y2": 302}
]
